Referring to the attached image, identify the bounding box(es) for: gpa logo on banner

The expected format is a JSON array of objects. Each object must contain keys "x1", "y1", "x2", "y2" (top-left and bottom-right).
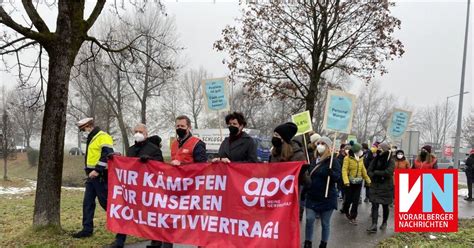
[
  {"x1": 395, "y1": 169, "x2": 458, "y2": 232},
  {"x1": 242, "y1": 176, "x2": 295, "y2": 208}
]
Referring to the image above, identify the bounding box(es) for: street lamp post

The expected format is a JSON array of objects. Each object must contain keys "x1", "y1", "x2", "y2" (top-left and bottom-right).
[
  {"x1": 443, "y1": 92, "x2": 469, "y2": 159},
  {"x1": 453, "y1": 0, "x2": 471, "y2": 168}
]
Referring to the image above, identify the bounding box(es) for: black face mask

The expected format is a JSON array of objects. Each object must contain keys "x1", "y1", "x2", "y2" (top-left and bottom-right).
[
  {"x1": 420, "y1": 151, "x2": 428, "y2": 160},
  {"x1": 228, "y1": 126, "x2": 239, "y2": 136},
  {"x1": 176, "y1": 128, "x2": 187, "y2": 139},
  {"x1": 272, "y1": 137, "x2": 283, "y2": 148}
]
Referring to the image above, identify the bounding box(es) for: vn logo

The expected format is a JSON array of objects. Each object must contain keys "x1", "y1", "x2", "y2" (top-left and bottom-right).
[
  {"x1": 242, "y1": 176, "x2": 295, "y2": 207},
  {"x1": 395, "y1": 170, "x2": 458, "y2": 232}
]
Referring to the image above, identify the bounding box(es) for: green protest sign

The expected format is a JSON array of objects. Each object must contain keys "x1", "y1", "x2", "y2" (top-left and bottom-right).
[{"x1": 292, "y1": 111, "x2": 313, "y2": 135}]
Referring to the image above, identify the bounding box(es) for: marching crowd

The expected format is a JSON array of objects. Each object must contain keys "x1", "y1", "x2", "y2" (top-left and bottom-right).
[{"x1": 71, "y1": 111, "x2": 474, "y2": 248}]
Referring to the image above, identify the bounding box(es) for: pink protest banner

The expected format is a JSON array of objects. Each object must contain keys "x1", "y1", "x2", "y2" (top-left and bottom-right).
[{"x1": 107, "y1": 156, "x2": 303, "y2": 247}]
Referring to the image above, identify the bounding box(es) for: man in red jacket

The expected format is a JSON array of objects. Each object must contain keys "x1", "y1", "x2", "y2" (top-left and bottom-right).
[{"x1": 170, "y1": 115, "x2": 207, "y2": 165}]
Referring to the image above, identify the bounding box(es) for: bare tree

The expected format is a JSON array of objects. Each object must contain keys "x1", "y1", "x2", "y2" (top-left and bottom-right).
[
  {"x1": 90, "y1": 57, "x2": 133, "y2": 152},
  {"x1": 414, "y1": 103, "x2": 456, "y2": 146},
  {"x1": 0, "y1": 1, "x2": 166, "y2": 227},
  {"x1": 1, "y1": 87, "x2": 15, "y2": 180},
  {"x1": 9, "y1": 86, "x2": 43, "y2": 148},
  {"x1": 352, "y1": 82, "x2": 397, "y2": 143},
  {"x1": 158, "y1": 83, "x2": 183, "y2": 130},
  {"x1": 215, "y1": 1, "x2": 404, "y2": 121},
  {"x1": 462, "y1": 110, "x2": 474, "y2": 148},
  {"x1": 69, "y1": 58, "x2": 118, "y2": 151},
  {"x1": 182, "y1": 68, "x2": 209, "y2": 129},
  {"x1": 230, "y1": 86, "x2": 299, "y2": 136},
  {"x1": 121, "y1": 7, "x2": 181, "y2": 124}
]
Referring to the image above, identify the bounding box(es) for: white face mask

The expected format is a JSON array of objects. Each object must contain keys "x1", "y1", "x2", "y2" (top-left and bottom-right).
[
  {"x1": 357, "y1": 150, "x2": 364, "y2": 157},
  {"x1": 133, "y1": 132, "x2": 145, "y2": 143},
  {"x1": 317, "y1": 144, "x2": 326, "y2": 154},
  {"x1": 397, "y1": 154, "x2": 404, "y2": 159}
]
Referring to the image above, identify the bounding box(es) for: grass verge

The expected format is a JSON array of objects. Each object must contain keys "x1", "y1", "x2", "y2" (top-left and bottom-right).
[
  {"x1": 0, "y1": 178, "x2": 144, "y2": 247},
  {"x1": 6, "y1": 153, "x2": 172, "y2": 187},
  {"x1": 378, "y1": 219, "x2": 474, "y2": 248}
]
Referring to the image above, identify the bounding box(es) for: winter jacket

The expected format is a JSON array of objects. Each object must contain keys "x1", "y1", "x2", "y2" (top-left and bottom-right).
[
  {"x1": 465, "y1": 154, "x2": 474, "y2": 179},
  {"x1": 368, "y1": 151, "x2": 395, "y2": 205},
  {"x1": 336, "y1": 153, "x2": 346, "y2": 169},
  {"x1": 127, "y1": 139, "x2": 163, "y2": 162},
  {"x1": 173, "y1": 133, "x2": 207, "y2": 163},
  {"x1": 413, "y1": 155, "x2": 438, "y2": 169},
  {"x1": 364, "y1": 149, "x2": 374, "y2": 169},
  {"x1": 270, "y1": 141, "x2": 306, "y2": 162},
  {"x1": 218, "y1": 132, "x2": 258, "y2": 162},
  {"x1": 395, "y1": 159, "x2": 411, "y2": 169},
  {"x1": 84, "y1": 127, "x2": 114, "y2": 174},
  {"x1": 342, "y1": 155, "x2": 371, "y2": 186},
  {"x1": 305, "y1": 156, "x2": 341, "y2": 212}
]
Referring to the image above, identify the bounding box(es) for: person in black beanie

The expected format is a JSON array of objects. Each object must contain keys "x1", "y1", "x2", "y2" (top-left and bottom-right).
[
  {"x1": 270, "y1": 122, "x2": 306, "y2": 162},
  {"x1": 270, "y1": 122, "x2": 306, "y2": 236}
]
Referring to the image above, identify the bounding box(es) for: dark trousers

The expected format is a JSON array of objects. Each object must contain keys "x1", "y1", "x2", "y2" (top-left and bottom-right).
[
  {"x1": 115, "y1": 234, "x2": 173, "y2": 248},
  {"x1": 466, "y1": 171, "x2": 473, "y2": 198},
  {"x1": 342, "y1": 183, "x2": 362, "y2": 219},
  {"x1": 371, "y1": 203, "x2": 389, "y2": 224},
  {"x1": 82, "y1": 176, "x2": 108, "y2": 233}
]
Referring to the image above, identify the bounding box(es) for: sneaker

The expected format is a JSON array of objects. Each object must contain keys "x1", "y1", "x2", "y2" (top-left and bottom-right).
[
  {"x1": 380, "y1": 222, "x2": 387, "y2": 230},
  {"x1": 349, "y1": 219, "x2": 358, "y2": 225},
  {"x1": 72, "y1": 230, "x2": 92, "y2": 238},
  {"x1": 464, "y1": 197, "x2": 474, "y2": 202}
]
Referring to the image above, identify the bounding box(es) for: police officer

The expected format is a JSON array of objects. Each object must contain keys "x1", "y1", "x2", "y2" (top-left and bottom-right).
[
  {"x1": 73, "y1": 117, "x2": 114, "y2": 238},
  {"x1": 170, "y1": 115, "x2": 206, "y2": 165}
]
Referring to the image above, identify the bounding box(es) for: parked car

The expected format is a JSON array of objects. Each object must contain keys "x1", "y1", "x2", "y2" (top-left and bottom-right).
[
  {"x1": 15, "y1": 145, "x2": 26, "y2": 153},
  {"x1": 437, "y1": 158, "x2": 454, "y2": 169},
  {"x1": 459, "y1": 160, "x2": 466, "y2": 172},
  {"x1": 69, "y1": 147, "x2": 84, "y2": 156}
]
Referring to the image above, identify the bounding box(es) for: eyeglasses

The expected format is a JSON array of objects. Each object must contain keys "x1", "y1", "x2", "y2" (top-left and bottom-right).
[{"x1": 316, "y1": 142, "x2": 325, "y2": 145}]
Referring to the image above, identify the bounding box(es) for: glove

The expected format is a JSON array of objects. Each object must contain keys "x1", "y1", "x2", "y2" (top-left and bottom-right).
[
  {"x1": 139, "y1": 155, "x2": 150, "y2": 163},
  {"x1": 107, "y1": 152, "x2": 121, "y2": 160}
]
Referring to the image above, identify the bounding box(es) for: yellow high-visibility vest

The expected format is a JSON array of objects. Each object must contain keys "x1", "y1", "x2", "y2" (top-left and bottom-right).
[{"x1": 86, "y1": 130, "x2": 113, "y2": 169}]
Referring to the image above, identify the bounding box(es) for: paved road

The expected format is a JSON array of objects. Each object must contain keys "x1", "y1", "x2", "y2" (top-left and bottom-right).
[
  {"x1": 459, "y1": 171, "x2": 468, "y2": 185},
  {"x1": 126, "y1": 173, "x2": 473, "y2": 248}
]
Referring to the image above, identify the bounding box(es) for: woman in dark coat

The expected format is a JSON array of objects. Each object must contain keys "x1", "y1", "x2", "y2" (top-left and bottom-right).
[
  {"x1": 304, "y1": 136, "x2": 341, "y2": 248},
  {"x1": 212, "y1": 112, "x2": 258, "y2": 163},
  {"x1": 366, "y1": 142, "x2": 395, "y2": 233},
  {"x1": 269, "y1": 122, "x2": 306, "y2": 162}
]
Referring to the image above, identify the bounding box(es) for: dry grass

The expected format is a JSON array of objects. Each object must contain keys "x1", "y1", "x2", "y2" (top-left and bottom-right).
[
  {"x1": 0, "y1": 178, "x2": 144, "y2": 247},
  {"x1": 5, "y1": 153, "x2": 87, "y2": 187}
]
